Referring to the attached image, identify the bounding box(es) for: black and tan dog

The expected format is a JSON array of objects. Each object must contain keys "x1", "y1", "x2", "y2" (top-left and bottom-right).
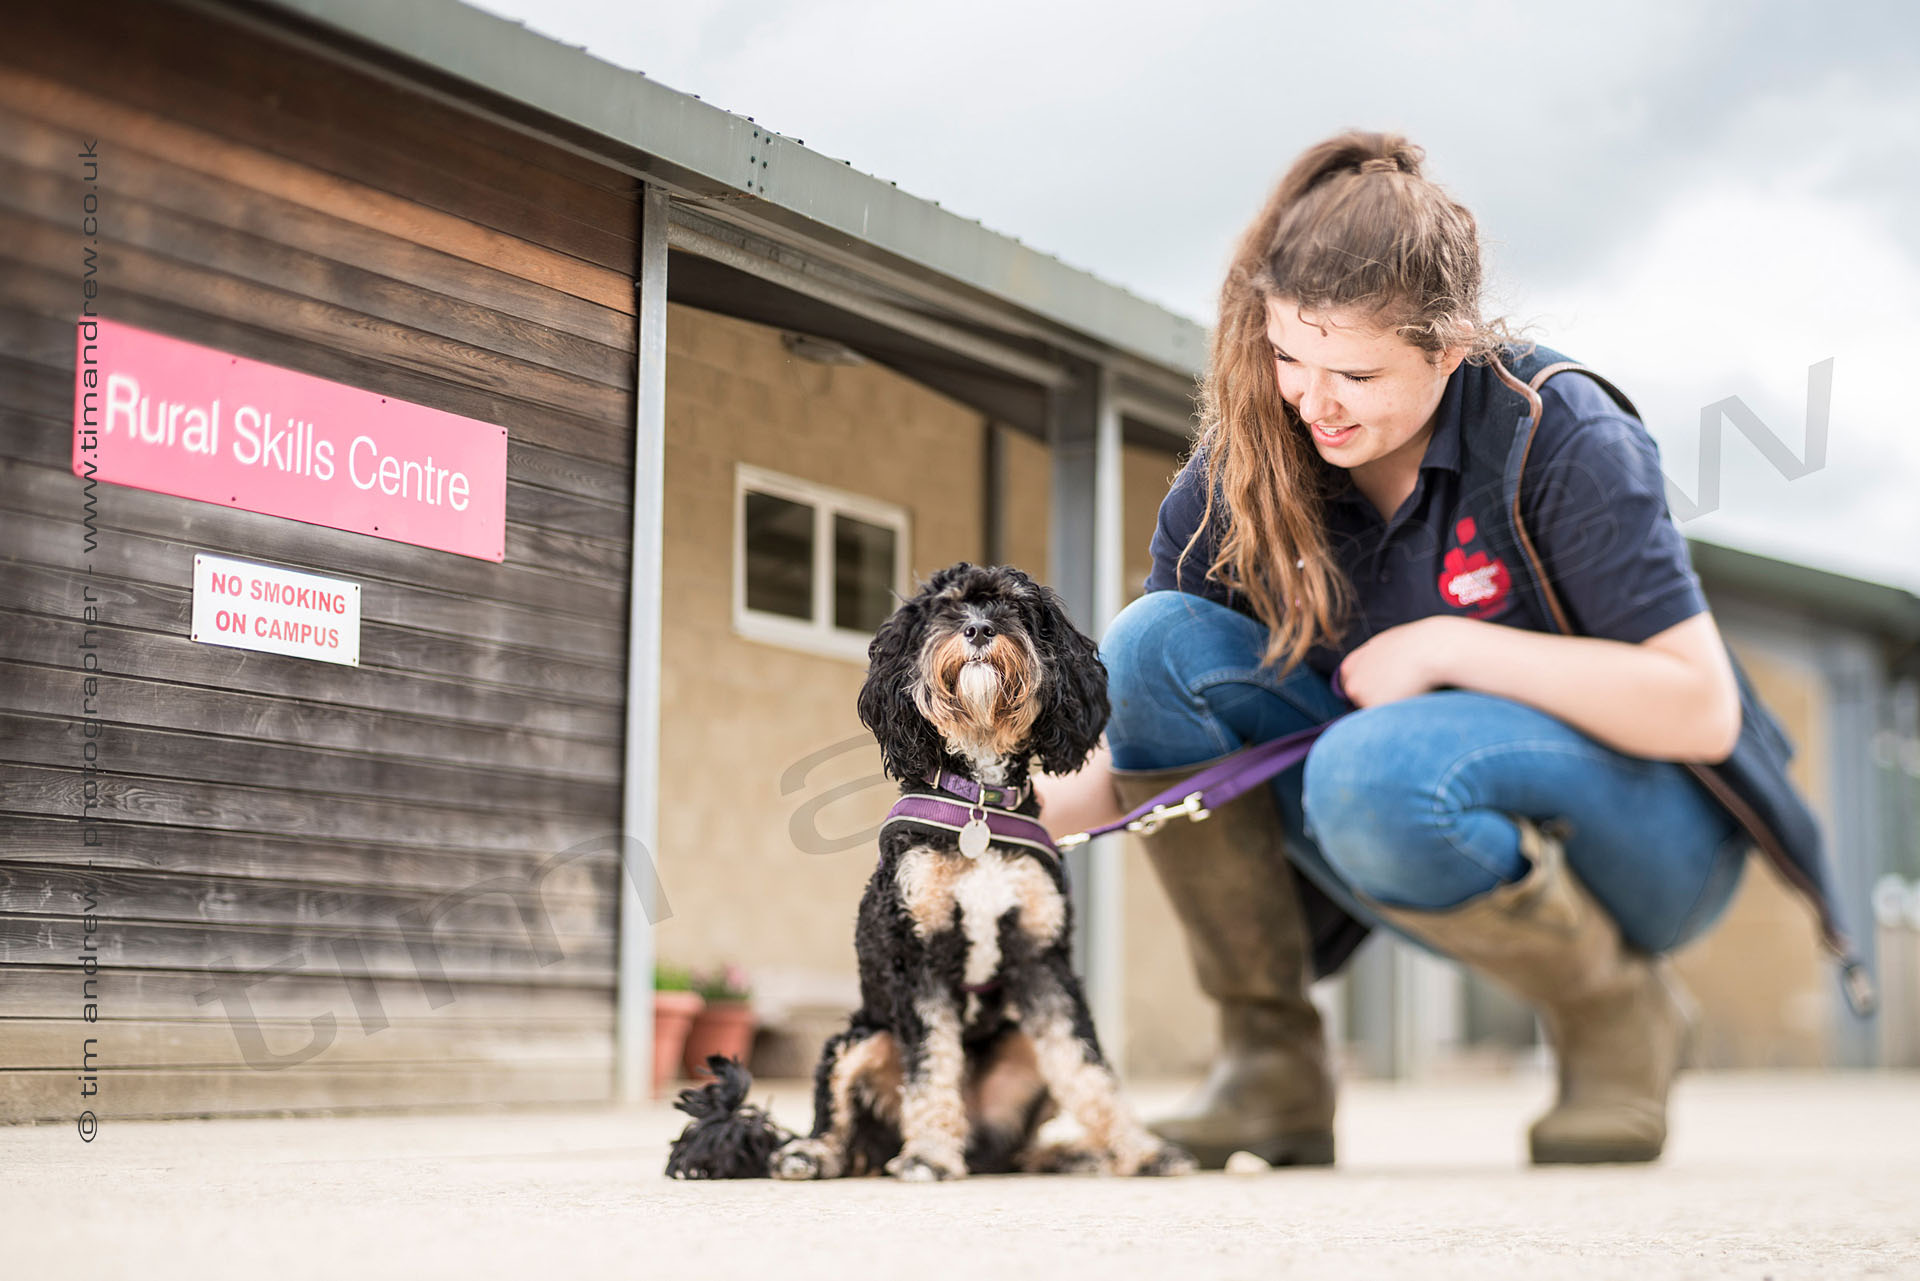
[{"x1": 666, "y1": 563, "x2": 1193, "y2": 1181}]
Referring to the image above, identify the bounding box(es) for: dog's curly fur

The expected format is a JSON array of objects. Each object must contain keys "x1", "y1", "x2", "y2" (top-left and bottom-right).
[{"x1": 664, "y1": 563, "x2": 1193, "y2": 1181}]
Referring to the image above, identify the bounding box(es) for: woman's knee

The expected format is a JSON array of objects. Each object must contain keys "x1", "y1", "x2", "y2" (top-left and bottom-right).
[
  {"x1": 1302, "y1": 703, "x2": 1436, "y2": 835},
  {"x1": 1101, "y1": 591, "x2": 1219, "y2": 692},
  {"x1": 1102, "y1": 591, "x2": 1344, "y2": 768},
  {"x1": 1625, "y1": 827, "x2": 1749, "y2": 953},
  {"x1": 1301, "y1": 702, "x2": 1518, "y2": 908},
  {"x1": 1100, "y1": 593, "x2": 1237, "y2": 747}
]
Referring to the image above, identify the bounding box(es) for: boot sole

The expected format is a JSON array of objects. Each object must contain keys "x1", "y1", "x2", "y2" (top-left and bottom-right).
[
  {"x1": 1176, "y1": 1131, "x2": 1336, "y2": 1170},
  {"x1": 1529, "y1": 966, "x2": 1686, "y2": 1169},
  {"x1": 1529, "y1": 1136, "x2": 1662, "y2": 1165}
]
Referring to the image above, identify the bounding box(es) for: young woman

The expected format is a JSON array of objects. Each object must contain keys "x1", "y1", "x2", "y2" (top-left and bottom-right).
[{"x1": 1034, "y1": 130, "x2": 1840, "y2": 1169}]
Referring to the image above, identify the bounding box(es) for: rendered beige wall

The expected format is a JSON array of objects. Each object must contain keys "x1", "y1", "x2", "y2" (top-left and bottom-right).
[
  {"x1": 993, "y1": 424, "x2": 1050, "y2": 577},
  {"x1": 1116, "y1": 442, "x2": 1224, "y2": 1078},
  {"x1": 655, "y1": 304, "x2": 986, "y2": 996},
  {"x1": 1671, "y1": 639, "x2": 1833, "y2": 1067}
]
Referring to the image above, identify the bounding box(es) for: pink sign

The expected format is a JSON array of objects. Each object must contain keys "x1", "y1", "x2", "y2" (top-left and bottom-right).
[{"x1": 72, "y1": 317, "x2": 508, "y2": 561}]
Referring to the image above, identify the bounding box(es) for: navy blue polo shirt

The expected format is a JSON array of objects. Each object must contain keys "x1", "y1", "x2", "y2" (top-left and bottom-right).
[{"x1": 1143, "y1": 362, "x2": 1709, "y2": 676}]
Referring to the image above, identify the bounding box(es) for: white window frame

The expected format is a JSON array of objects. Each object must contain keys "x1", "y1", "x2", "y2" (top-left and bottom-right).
[{"x1": 732, "y1": 462, "x2": 911, "y2": 664}]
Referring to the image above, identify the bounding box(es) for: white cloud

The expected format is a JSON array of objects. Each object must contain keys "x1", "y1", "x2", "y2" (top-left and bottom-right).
[
  {"x1": 467, "y1": 0, "x2": 1722, "y2": 319},
  {"x1": 1524, "y1": 105, "x2": 1920, "y2": 594}
]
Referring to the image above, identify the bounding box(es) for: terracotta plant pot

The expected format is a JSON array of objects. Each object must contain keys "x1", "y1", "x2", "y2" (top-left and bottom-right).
[
  {"x1": 682, "y1": 999, "x2": 759, "y2": 1080},
  {"x1": 652, "y1": 990, "x2": 706, "y2": 1096}
]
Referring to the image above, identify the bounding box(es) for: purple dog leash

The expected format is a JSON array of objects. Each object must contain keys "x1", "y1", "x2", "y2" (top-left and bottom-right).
[{"x1": 1054, "y1": 667, "x2": 1353, "y2": 849}]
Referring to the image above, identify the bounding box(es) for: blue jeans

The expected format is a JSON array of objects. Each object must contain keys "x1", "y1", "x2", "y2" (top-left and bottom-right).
[{"x1": 1102, "y1": 592, "x2": 1748, "y2": 955}]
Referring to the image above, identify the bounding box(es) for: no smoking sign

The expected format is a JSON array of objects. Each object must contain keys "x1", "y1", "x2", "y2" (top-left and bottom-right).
[{"x1": 190, "y1": 554, "x2": 362, "y2": 666}]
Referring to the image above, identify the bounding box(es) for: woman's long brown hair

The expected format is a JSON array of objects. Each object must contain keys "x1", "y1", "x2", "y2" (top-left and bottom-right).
[{"x1": 1176, "y1": 129, "x2": 1534, "y2": 673}]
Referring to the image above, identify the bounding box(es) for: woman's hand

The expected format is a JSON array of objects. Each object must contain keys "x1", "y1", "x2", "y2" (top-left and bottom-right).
[
  {"x1": 1029, "y1": 737, "x2": 1127, "y2": 840},
  {"x1": 1335, "y1": 615, "x2": 1468, "y2": 708}
]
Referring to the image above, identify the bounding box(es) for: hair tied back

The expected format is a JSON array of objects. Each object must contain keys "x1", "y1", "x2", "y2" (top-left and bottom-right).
[{"x1": 1357, "y1": 157, "x2": 1401, "y2": 175}]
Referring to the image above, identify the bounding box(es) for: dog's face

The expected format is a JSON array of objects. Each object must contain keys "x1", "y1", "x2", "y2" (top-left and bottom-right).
[{"x1": 857, "y1": 563, "x2": 1108, "y2": 784}]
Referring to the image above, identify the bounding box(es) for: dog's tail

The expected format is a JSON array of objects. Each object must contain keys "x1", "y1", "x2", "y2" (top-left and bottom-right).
[{"x1": 663, "y1": 1055, "x2": 798, "y2": 1179}]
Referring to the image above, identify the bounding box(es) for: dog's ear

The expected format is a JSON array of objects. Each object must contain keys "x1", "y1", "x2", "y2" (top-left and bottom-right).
[
  {"x1": 857, "y1": 589, "x2": 944, "y2": 783},
  {"x1": 1024, "y1": 582, "x2": 1110, "y2": 776}
]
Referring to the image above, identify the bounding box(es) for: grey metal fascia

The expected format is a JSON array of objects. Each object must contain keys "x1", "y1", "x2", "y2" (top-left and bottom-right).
[
  {"x1": 664, "y1": 220, "x2": 1073, "y2": 390},
  {"x1": 237, "y1": 0, "x2": 1209, "y2": 379},
  {"x1": 1690, "y1": 538, "x2": 1920, "y2": 644}
]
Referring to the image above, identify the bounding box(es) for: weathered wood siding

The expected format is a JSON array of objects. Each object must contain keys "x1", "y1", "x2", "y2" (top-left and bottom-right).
[{"x1": 0, "y1": 0, "x2": 637, "y2": 1117}]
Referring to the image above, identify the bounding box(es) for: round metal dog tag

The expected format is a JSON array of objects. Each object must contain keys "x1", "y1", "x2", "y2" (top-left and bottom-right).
[{"x1": 958, "y1": 817, "x2": 991, "y2": 859}]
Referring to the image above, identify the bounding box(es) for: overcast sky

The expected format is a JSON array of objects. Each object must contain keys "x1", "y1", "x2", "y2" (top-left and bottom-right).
[{"x1": 474, "y1": 0, "x2": 1919, "y2": 596}]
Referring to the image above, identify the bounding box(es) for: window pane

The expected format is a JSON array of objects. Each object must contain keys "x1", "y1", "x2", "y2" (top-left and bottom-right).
[
  {"x1": 744, "y1": 491, "x2": 814, "y2": 620},
  {"x1": 834, "y1": 515, "x2": 897, "y2": 633}
]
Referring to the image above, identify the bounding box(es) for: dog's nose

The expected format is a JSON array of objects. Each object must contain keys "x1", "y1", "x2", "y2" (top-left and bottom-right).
[{"x1": 963, "y1": 621, "x2": 995, "y2": 645}]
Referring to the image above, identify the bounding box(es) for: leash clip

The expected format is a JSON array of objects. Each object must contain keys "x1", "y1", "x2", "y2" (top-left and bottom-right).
[
  {"x1": 1129, "y1": 791, "x2": 1212, "y2": 837},
  {"x1": 1054, "y1": 788, "x2": 1217, "y2": 849}
]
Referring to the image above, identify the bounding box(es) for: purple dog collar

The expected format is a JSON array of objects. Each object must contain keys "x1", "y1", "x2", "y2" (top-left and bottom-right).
[
  {"x1": 881, "y1": 794, "x2": 1060, "y2": 860},
  {"x1": 921, "y1": 768, "x2": 1030, "y2": 811}
]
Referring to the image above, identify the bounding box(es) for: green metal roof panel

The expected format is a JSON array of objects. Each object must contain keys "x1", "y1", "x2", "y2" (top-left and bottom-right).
[{"x1": 1690, "y1": 538, "x2": 1920, "y2": 643}]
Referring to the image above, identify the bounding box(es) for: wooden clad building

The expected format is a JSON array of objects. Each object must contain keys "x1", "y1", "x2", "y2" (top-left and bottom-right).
[{"x1": 0, "y1": 0, "x2": 639, "y2": 1114}]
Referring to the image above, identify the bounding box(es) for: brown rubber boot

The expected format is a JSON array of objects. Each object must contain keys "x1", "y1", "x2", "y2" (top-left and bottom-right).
[
  {"x1": 1113, "y1": 756, "x2": 1336, "y2": 1169},
  {"x1": 1362, "y1": 816, "x2": 1693, "y2": 1164}
]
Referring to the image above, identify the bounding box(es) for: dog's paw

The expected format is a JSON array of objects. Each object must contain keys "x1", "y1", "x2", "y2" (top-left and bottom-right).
[
  {"x1": 1131, "y1": 1142, "x2": 1199, "y2": 1177},
  {"x1": 771, "y1": 1138, "x2": 839, "y2": 1181},
  {"x1": 1020, "y1": 1139, "x2": 1109, "y2": 1176},
  {"x1": 885, "y1": 1150, "x2": 966, "y2": 1183}
]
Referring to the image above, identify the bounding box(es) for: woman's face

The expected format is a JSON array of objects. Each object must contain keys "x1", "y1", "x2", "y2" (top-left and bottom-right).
[{"x1": 1264, "y1": 296, "x2": 1465, "y2": 476}]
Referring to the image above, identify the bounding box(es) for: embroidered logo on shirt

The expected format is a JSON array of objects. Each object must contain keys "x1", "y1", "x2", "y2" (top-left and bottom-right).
[{"x1": 1438, "y1": 516, "x2": 1512, "y2": 618}]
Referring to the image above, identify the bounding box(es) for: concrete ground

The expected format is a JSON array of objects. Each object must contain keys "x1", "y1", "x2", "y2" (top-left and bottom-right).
[{"x1": 9, "y1": 1071, "x2": 1918, "y2": 1281}]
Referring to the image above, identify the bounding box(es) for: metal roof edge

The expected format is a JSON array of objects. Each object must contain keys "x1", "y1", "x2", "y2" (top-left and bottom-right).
[
  {"x1": 1689, "y1": 536, "x2": 1920, "y2": 644},
  {"x1": 235, "y1": 0, "x2": 1210, "y2": 377}
]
